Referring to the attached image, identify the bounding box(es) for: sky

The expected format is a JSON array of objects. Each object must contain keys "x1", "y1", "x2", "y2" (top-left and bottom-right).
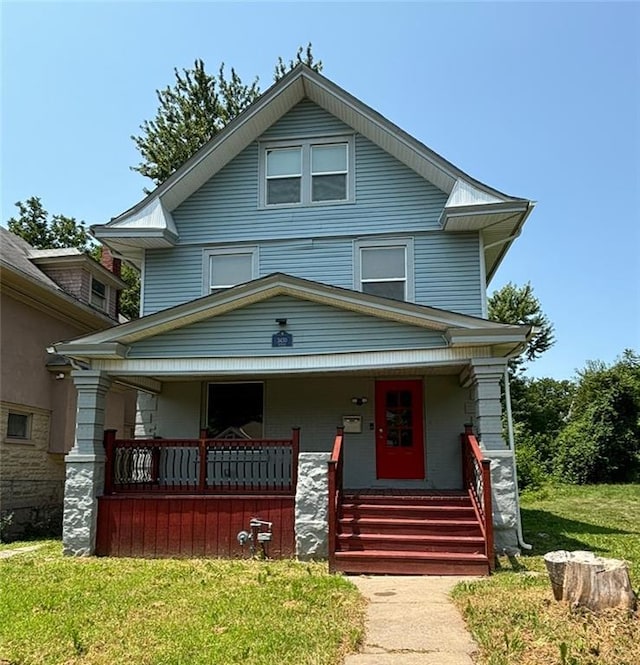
[{"x1": 2, "y1": 1, "x2": 639, "y2": 380}]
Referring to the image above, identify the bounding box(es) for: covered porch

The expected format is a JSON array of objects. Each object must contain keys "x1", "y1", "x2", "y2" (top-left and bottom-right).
[{"x1": 55, "y1": 274, "x2": 529, "y2": 572}]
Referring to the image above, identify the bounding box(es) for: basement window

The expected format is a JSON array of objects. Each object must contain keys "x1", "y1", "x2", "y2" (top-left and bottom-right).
[{"x1": 7, "y1": 412, "x2": 31, "y2": 441}]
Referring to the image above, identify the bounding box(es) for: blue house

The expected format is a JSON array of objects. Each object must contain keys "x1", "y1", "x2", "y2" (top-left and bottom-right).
[{"x1": 56, "y1": 65, "x2": 534, "y2": 574}]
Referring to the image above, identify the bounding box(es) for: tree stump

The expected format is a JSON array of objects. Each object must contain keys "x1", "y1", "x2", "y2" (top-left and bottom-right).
[{"x1": 544, "y1": 550, "x2": 637, "y2": 612}]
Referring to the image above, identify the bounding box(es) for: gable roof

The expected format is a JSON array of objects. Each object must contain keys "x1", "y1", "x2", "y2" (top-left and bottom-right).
[
  {"x1": 93, "y1": 65, "x2": 534, "y2": 280},
  {"x1": 55, "y1": 272, "x2": 530, "y2": 360}
]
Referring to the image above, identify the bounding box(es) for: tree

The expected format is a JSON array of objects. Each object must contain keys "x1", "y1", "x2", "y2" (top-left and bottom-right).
[
  {"x1": 488, "y1": 281, "x2": 555, "y2": 371},
  {"x1": 555, "y1": 351, "x2": 640, "y2": 483},
  {"x1": 6, "y1": 198, "x2": 140, "y2": 320},
  {"x1": 7, "y1": 197, "x2": 91, "y2": 250},
  {"x1": 131, "y1": 44, "x2": 322, "y2": 186}
]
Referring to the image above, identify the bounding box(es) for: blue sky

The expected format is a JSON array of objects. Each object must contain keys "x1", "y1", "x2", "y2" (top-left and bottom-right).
[{"x1": 2, "y1": 1, "x2": 638, "y2": 380}]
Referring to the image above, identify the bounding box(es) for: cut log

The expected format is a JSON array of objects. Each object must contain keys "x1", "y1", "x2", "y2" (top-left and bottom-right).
[{"x1": 544, "y1": 550, "x2": 637, "y2": 612}]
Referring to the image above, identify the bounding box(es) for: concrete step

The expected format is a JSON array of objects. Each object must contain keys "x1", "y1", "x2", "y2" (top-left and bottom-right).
[{"x1": 341, "y1": 503, "x2": 476, "y2": 521}]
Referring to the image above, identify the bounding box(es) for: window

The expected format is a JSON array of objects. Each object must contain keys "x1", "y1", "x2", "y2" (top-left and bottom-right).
[
  {"x1": 355, "y1": 239, "x2": 414, "y2": 302},
  {"x1": 7, "y1": 412, "x2": 31, "y2": 440},
  {"x1": 262, "y1": 136, "x2": 353, "y2": 207},
  {"x1": 91, "y1": 277, "x2": 107, "y2": 310},
  {"x1": 206, "y1": 383, "x2": 264, "y2": 438},
  {"x1": 203, "y1": 247, "x2": 258, "y2": 294}
]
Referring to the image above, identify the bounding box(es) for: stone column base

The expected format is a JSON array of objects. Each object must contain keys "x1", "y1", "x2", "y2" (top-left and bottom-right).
[
  {"x1": 62, "y1": 455, "x2": 104, "y2": 556},
  {"x1": 486, "y1": 450, "x2": 520, "y2": 554},
  {"x1": 295, "y1": 452, "x2": 330, "y2": 560}
]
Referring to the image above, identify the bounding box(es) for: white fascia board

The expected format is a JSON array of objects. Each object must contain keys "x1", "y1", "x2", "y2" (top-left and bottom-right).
[
  {"x1": 53, "y1": 342, "x2": 128, "y2": 360},
  {"x1": 91, "y1": 346, "x2": 494, "y2": 376},
  {"x1": 446, "y1": 327, "x2": 529, "y2": 347}
]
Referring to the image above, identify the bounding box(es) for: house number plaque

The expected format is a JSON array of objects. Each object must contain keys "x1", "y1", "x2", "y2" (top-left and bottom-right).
[{"x1": 272, "y1": 331, "x2": 293, "y2": 347}]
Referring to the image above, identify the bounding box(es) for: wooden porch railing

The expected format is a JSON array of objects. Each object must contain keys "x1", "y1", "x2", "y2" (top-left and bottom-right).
[
  {"x1": 103, "y1": 428, "x2": 300, "y2": 495},
  {"x1": 327, "y1": 426, "x2": 345, "y2": 573},
  {"x1": 461, "y1": 425, "x2": 495, "y2": 571}
]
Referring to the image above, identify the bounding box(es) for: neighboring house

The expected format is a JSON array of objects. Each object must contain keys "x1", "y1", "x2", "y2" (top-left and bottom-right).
[
  {"x1": 55, "y1": 65, "x2": 534, "y2": 574},
  {"x1": 0, "y1": 228, "x2": 134, "y2": 540}
]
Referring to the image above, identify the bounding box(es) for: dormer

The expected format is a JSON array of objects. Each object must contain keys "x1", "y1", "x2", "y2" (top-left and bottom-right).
[{"x1": 27, "y1": 248, "x2": 126, "y2": 321}]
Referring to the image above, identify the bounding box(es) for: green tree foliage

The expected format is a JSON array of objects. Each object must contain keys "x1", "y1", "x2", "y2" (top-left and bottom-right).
[
  {"x1": 131, "y1": 44, "x2": 322, "y2": 186},
  {"x1": 7, "y1": 197, "x2": 91, "y2": 250},
  {"x1": 555, "y1": 351, "x2": 640, "y2": 483},
  {"x1": 488, "y1": 282, "x2": 555, "y2": 372},
  {"x1": 7, "y1": 198, "x2": 140, "y2": 320},
  {"x1": 509, "y1": 376, "x2": 575, "y2": 490}
]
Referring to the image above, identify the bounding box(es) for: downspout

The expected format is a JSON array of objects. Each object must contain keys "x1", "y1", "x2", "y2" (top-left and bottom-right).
[{"x1": 503, "y1": 365, "x2": 532, "y2": 550}]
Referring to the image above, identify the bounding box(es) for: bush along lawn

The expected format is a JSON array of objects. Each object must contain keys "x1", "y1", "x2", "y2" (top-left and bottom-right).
[
  {"x1": 0, "y1": 543, "x2": 365, "y2": 665},
  {"x1": 451, "y1": 484, "x2": 640, "y2": 665}
]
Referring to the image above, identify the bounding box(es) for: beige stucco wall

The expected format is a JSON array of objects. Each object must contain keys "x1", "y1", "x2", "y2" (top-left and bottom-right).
[{"x1": 0, "y1": 292, "x2": 133, "y2": 539}]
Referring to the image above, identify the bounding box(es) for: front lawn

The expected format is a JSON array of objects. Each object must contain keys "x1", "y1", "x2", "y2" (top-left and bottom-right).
[
  {"x1": 0, "y1": 544, "x2": 365, "y2": 665},
  {"x1": 452, "y1": 484, "x2": 640, "y2": 665}
]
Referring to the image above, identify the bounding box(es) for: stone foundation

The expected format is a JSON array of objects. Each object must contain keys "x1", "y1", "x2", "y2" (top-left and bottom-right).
[
  {"x1": 486, "y1": 450, "x2": 519, "y2": 553},
  {"x1": 62, "y1": 455, "x2": 105, "y2": 556},
  {"x1": 295, "y1": 452, "x2": 330, "y2": 559}
]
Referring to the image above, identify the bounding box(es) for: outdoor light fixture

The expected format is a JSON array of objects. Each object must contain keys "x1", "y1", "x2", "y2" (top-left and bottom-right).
[
  {"x1": 275, "y1": 318, "x2": 287, "y2": 326},
  {"x1": 351, "y1": 397, "x2": 368, "y2": 406}
]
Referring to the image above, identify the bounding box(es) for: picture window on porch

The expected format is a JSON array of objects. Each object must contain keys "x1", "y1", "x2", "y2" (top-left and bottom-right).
[
  {"x1": 355, "y1": 238, "x2": 414, "y2": 302},
  {"x1": 203, "y1": 247, "x2": 258, "y2": 294},
  {"x1": 206, "y1": 382, "x2": 264, "y2": 438}
]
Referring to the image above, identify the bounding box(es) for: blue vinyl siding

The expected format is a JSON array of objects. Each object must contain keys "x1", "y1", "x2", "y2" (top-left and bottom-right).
[
  {"x1": 130, "y1": 295, "x2": 445, "y2": 358},
  {"x1": 140, "y1": 99, "x2": 484, "y2": 317},
  {"x1": 142, "y1": 233, "x2": 482, "y2": 316},
  {"x1": 172, "y1": 100, "x2": 448, "y2": 245}
]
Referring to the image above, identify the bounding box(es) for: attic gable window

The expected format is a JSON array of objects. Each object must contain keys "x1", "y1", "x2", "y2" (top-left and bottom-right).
[{"x1": 261, "y1": 136, "x2": 354, "y2": 207}]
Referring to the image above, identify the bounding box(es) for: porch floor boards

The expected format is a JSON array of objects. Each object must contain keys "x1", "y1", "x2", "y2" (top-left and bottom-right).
[{"x1": 333, "y1": 491, "x2": 489, "y2": 576}]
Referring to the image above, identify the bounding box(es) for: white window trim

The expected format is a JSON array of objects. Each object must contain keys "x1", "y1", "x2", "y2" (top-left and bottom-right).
[
  {"x1": 202, "y1": 246, "x2": 259, "y2": 295},
  {"x1": 353, "y1": 237, "x2": 415, "y2": 302},
  {"x1": 6, "y1": 410, "x2": 33, "y2": 444},
  {"x1": 259, "y1": 134, "x2": 355, "y2": 208}
]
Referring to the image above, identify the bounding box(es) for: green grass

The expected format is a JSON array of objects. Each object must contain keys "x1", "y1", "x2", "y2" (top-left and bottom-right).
[
  {"x1": 452, "y1": 483, "x2": 640, "y2": 665},
  {"x1": 0, "y1": 543, "x2": 365, "y2": 665}
]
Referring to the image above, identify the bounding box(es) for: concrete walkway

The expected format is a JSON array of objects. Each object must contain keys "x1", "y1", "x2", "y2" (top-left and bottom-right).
[{"x1": 345, "y1": 576, "x2": 478, "y2": 665}]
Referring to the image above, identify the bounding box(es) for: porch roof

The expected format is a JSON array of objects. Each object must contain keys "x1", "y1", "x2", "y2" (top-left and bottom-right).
[{"x1": 54, "y1": 273, "x2": 530, "y2": 369}]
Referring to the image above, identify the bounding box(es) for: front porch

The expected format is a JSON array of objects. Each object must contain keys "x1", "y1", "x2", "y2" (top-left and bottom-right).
[{"x1": 85, "y1": 417, "x2": 496, "y2": 575}]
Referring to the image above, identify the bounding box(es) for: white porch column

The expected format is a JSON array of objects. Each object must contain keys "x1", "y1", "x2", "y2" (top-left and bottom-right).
[
  {"x1": 295, "y1": 452, "x2": 330, "y2": 559},
  {"x1": 63, "y1": 370, "x2": 111, "y2": 556},
  {"x1": 466, "y1": 359, "x2": 519, "y2": 553}
]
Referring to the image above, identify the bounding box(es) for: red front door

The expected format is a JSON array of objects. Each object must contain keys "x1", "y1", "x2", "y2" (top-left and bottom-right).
[{"x1": 375, "y1": 380, "x2": 425, "y2": 479}]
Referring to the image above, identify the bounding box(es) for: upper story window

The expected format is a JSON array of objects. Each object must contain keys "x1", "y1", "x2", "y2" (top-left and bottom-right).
[
  {"x1": 355, "y1": 238, "x2": 415, "y2": 302},
  {"x1": 261, "y1": 136, "x2": 354, "y2": 207},
  {"x1": 90, "y1": 277, "x2": 107, "y2": 311},
  {"x1": 203, "y1": 247, "x2": 258, "y2": 294}
]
